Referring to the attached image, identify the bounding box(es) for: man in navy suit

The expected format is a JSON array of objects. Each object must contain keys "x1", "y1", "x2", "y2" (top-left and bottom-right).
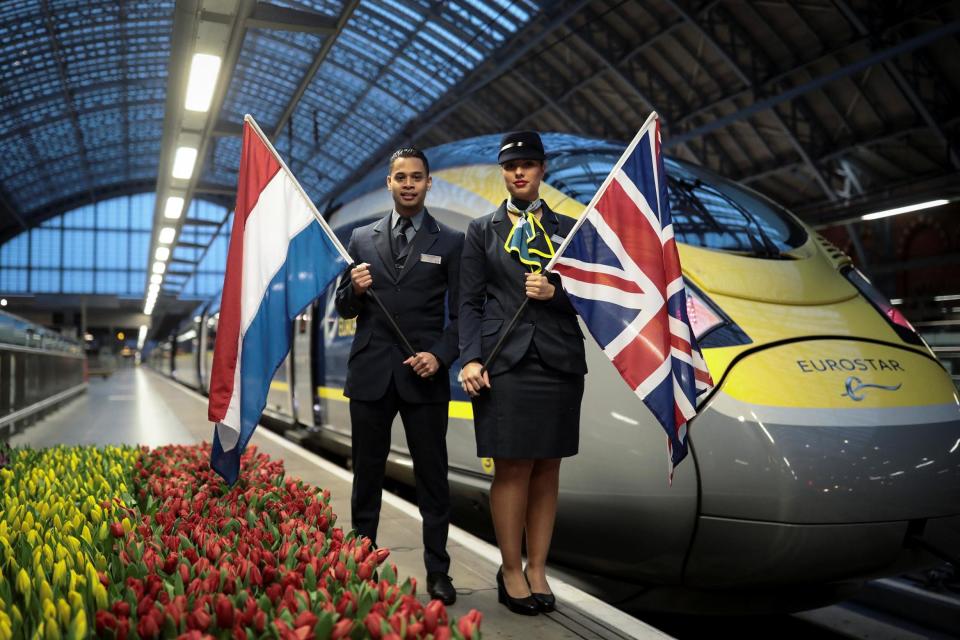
[{"x1": 335, "y1": 148, "x2": 462, "y2": 604}]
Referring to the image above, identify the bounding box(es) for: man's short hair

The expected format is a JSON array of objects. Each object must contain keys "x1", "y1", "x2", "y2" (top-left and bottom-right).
[{"x1": 389, "y1": 147, "x2": 430, "y2": 175}]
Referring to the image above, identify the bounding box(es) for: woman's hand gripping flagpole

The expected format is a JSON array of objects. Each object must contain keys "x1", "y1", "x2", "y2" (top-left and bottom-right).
[{"x1": 243, "y1": 115, "x2": 418, "y2": 361}]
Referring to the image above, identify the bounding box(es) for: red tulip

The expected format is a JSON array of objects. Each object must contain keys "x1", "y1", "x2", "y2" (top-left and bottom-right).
[
  {"x1": 253, "y1": 609, "x2": 266, "y2": 633},
  {"x1": 365, "y1": 612, "x2": 385, "y2": 639},
  {"x1": 215, "y1": 594, "x2": 235, "y2": 628},
  {"x1": 94, "y1": 610, "x2": 117, "y2": 634},
  {"x1": 162, "y1": 552, "x2": 178, "y2": 574},
  {"x1": 110, "y1": 522, "x2": 125, "y2": 538},
  {"x1": 116, "y1": 618, "x2": 130, "y2": 640},
  {"x1": 265, "y1": 582, "x2": 282, "y2": 603},
  {"x1": 405, "y1": 622, "x2": 423, "y2": 639},
  {"x1": 190, "y1": 608, "x2": 211, "y2": 631},
  {"x1": 294, "y1": 610, "x2": 317, "y2": 629},
  {"x1": 137, "y1": 613, "x2": 160, "y2": 639},
  {"x1": 434, "y1": 627, "x2": 451, "y2": 640},
  {"x1": 137, "y1": 596, "x2": 154, "y2": 618},
  {"x1": 112, "y1": 601, "x2": 131, "y2": 617},
  {"x1": 458, "y1": 610, "x2": 482, "y2": 640}
]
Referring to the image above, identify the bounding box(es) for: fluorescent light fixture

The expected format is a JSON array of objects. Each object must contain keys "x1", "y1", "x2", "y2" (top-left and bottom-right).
[
  {"x1": 861, "y1": 199, "x2": 949, "y2": 221},
  {"x1": 184, "y1": 53, "x2": 222, "y2": 112},
  {"x1": 889, "y1": 298, "x2": 903, "y2": 305},
  {"x1": 0, "y1": 298, "x2": 6, "y2": 307},
  {"x1": 148, "y1": 283, "x2": 160, "y2": 294},
  {"x1": 933, "y1": 294, "x2": 960, "y2": 302},
  {"x1": 158, "y1": 227, "x2": 176, "y2": 244},
  {"x1": 155, "y1": 247, "x2": 170, "y2": 261},
  {"x1": 172, "y1": 146, "x2": 198, "y2": 180},
  {"x1": 164, "y1": 196, "x2": 185, "y2": 219},
  {"x1": 143, "y1": 303, "x2": 154, "y2": 316},
  {"x1": 152, "y1": 261, "x2": 166, "y2": 275},
  {"x1": 150, "y1": 274, "x2": 163, "y2": 285}
]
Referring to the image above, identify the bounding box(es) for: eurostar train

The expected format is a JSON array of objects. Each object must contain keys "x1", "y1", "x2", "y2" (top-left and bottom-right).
[{"x1": 147, "y1": 133, "x2": 960, "y2": 613}]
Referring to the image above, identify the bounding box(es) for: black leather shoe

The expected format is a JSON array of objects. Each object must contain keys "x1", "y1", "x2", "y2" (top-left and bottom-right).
[
  {"x1": 427, "y1": 572, "x2": 457, "y2": 605},
  {"x1": 524, "y1": 569, "x2": 556, "y2": 613},
  {"x1": 497, "y1": 568, "x2": 539, "y2": 616}
]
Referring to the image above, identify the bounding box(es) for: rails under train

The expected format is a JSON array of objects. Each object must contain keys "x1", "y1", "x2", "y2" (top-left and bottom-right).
[{"x1": 145, "y1": 133, "x2": 960, "y2": 614}]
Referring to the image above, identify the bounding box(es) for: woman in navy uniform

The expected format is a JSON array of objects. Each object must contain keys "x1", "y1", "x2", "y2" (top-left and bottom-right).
[{"x1": 459, "y1": 131, "x2": 587, "y2": 615}]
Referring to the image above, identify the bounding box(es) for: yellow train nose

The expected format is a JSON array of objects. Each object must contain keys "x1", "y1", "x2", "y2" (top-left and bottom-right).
[{"x1": 720, "y1": 339, "x2": 955, "y2": 410}]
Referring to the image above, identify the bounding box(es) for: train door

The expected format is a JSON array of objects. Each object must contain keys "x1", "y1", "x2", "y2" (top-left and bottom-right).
[{"x1": 293, "y1": 305, "x2": 316, "y2": 427}]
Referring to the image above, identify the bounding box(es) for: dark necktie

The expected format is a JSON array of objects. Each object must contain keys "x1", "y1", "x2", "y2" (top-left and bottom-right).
[{"x1": 395, "y1": 217, "x2": 413, "y2": 271}]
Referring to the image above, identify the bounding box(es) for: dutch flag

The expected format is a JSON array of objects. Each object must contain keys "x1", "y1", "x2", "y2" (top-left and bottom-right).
[{"x1": 207, "y1": 115, "x2": 349, "y2": 484}]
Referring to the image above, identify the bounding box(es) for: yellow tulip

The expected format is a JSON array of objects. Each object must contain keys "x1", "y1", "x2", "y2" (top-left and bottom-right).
[
  {"x1": 67, "y1": 591, "x2": 82, "y2": 613},
  {"x1": 71, "y1": 610, "x2": 86, "y2": 639},
  {"x1": 80, "y1": 526, "x2": 92, "y2": 545},
  {"x1": 121, "y1": 517, "x2": 132, "y2": 534},
  {"x1": 0, "y1": 619, "x2": 11, "y2": 640},
  {"x1": 16, "y1": 568, "x2": 30, "y2": 595},
  {"x1": 39, "y1": 580, "x2": 53, "y2": 603},
  {"x1": 92, "y1": 582, "x2": 107, "y2": 610},
  {"x1": 56, "y1": 599, "x2": 71, "y2": 628},
  {"x1": 42, "y1": 544, "x2": 54, "y2": 569},
  {"x1": 96, "y1": 522, "x2": 108, "y2": 542},
  {"x1": 27, "y1": 529, "x2": 40, "y2": 547},
  {"x1": 52, "y1": 560, "x2": 66, "y2": 587},
  {"x1": 44, "y1": 618, "x2": 60, "y2": 640}
]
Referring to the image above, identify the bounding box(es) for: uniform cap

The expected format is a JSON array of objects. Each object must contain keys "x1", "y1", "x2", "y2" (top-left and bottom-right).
[{"x1": 498, "y1": 130, "x2": 545, "y2": 163}]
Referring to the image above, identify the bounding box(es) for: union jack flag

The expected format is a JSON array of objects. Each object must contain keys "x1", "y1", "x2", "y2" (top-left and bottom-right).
[{"x1": 547, "y1": 112, "x2": 713, "y2": 480}]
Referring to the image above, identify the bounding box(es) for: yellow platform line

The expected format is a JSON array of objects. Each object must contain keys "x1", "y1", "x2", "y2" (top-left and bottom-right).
[{"x1": 316, "y1": 385, "x2": 473, "y2": 420}]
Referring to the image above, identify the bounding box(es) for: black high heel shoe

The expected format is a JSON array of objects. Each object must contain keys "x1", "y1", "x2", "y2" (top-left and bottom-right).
[
  {"x1": 496, "y1": 567, "x2": 539, "y2": 616},
  {"x1": 524, "y1": 569, "x2": 556, "y2": 613}
]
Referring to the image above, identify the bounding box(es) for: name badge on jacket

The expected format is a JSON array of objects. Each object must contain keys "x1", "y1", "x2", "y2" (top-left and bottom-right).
[
  {"x1": 420, "y1": 253, "x2": 442, "y2": 265},
  {"x1": 550, "y1": 234, "x2": 566, "y2": 246}
]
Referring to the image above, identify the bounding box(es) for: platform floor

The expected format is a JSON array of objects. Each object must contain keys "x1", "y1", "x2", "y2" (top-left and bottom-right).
[{"x1": 11, "y1": 367, "x2": 669, "y2": 640}]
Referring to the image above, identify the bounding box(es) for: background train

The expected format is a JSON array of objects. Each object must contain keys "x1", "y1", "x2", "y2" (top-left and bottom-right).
[{"x1": 145, "y1": 133, "x2": 960, "y2": 613}]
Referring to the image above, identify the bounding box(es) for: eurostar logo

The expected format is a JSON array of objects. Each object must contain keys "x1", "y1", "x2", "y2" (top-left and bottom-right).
[{"x1": 841, "y1": 376, "x2": 902, "y2": 401}]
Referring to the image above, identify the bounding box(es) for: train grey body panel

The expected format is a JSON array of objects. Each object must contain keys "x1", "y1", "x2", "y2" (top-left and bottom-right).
[{"x1": 699, "y1": 392, "x2": 960, "y2": 523}]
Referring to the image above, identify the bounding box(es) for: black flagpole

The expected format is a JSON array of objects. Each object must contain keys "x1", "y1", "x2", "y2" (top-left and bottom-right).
[
  {"x1": 367, "y1": 289, "x2": 417, "y2": 359},
  {"x1": 348, "y1": 263, "x2": 417, "y2": 359},
  {"x1": 481, "y1": 298, "x2": 529, "y2": 375}
]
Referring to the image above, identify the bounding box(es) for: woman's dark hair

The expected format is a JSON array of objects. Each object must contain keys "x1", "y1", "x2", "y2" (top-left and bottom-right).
[{"x1": 389, "y1": 147, "x2": 430, "y2": 175}]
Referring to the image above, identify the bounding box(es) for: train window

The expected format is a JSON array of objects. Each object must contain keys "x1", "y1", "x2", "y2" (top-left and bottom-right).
[
  {"x1": 668, "y1": 162, "x2": 807, "y2": 256},
  {"x1": 545, "y1": 147, "x2": 807, "y2": 258}
]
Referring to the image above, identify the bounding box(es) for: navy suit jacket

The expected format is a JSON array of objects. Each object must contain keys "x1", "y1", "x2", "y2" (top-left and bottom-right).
[
  {"x1": 459, "y1": 201, "x2": 587, "y2": 377},
  {"x1": 335, "y1": 209, "x2": 463, "y2": 403}
]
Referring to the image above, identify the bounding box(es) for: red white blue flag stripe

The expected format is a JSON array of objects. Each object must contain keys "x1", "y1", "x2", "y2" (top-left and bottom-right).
[
  {"x1": 207, "y1": 115, "x2": 349, "y2": 484},
  {"x1": 548, "y1": 112, "x2": 714, "y2": 480}
]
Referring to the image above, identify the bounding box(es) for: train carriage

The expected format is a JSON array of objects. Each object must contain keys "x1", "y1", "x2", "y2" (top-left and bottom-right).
[{"x1": 153, "y1": 133, "x2": 960, "y2": 613}]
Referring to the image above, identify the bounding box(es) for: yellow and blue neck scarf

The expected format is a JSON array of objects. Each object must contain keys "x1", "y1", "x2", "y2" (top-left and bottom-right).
[{"x1": 504, "y1": 202, "x2": 555, "y2": 273}]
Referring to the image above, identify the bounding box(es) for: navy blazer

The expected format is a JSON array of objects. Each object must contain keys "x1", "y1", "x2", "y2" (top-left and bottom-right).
[
  {"x1": 335, "y1": 209, "x2": 463, "y2": 403},
  {"x1": 459, "y1": 201, "x2": 587, "y2": 377}
]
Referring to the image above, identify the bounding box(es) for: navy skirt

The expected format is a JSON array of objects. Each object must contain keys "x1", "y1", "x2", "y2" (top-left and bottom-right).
[{"x1": 472, "y1": 346, "x2": 584, "y2": 459}]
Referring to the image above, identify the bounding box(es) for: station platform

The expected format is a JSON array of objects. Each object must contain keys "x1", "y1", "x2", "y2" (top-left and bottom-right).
[{"x1": 10, "y1": 367, "x2": 670, "y2": 640}]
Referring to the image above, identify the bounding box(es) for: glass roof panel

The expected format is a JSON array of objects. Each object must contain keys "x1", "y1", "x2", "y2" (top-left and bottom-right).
[
  {"x1": 199, "y1": 0, "x2": 538, "y2": 206},
  {"x1": 0, "y1": 0, "x2": 172, "y2": 225}
]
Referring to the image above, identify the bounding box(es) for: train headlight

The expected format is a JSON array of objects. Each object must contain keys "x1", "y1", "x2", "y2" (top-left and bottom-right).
[
  {"x1": 686, "y1": 288, "x2": 724, "y2": 339},
  {"x1": 684, "y1": 280, "x2": 751, "y2": 348},
  {"x1": 842, "y1": 266, "x2": 924, "y2": 346}
]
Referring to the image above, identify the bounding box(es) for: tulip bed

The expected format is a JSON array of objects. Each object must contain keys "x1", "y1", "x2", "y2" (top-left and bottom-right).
[{"x1": 0, "y1": 442, "x2": 482, "y2": 639}]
